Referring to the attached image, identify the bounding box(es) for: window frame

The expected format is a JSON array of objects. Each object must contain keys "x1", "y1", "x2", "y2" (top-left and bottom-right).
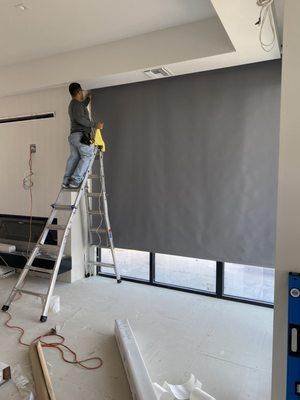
[{"x1": 97, "y1": 249, "x2": 274, "y2": 308}]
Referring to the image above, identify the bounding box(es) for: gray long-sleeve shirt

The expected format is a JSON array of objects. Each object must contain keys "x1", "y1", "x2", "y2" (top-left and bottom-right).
[{"x1": 68, "y1": 97, "x2": 96, "y2": 134}]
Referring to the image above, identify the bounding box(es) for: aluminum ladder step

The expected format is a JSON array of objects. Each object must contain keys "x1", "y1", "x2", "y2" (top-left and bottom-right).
[
  {"x1": 88, "y1": 174, "x2": 100, "y2": 179},
  {"x1": 52, "y1": 204, "x2": 75, "y2": 210},
  {"x1": 29, "y1": 266, "x2": 53, "y2": 274},
  {"x1": 89, "y1": 228, "x2": 107, "y2": 233},
  {"x1": 88, "y1": 261, "x2": 115, "y2": 268},
  {"x1": 86, "y1": 193, "x2": 104, "y2": 198},
  {"x1": 61, "y1": 187, "x2": 80, "y2": 192},
  {"x1": 35, "y1": 246, "x2": 62, "y2": 260},
  {"x1": 46, "y1": 224, "x2": 67, "y2": 231},
  {"x1": 87, "y1": 210, "x2": 103, "y2": 215},
  {"x1": 17, "y1": 289, "x2": 46, "y2": 298}
]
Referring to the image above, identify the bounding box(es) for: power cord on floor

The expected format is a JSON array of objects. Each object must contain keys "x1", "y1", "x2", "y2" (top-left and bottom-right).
[{"x1": 3, "y1": 311, "x2": 103, "y2": 370}]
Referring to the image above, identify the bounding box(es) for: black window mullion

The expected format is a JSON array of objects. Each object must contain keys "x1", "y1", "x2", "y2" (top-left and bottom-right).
[
  {"x1": 96, "y1": 247, "x2": 101, "y2": 275},
  {"x1": 216, "y1": 261, "x2": 224, "y2": 298},
  {"x1": 150, "y1": 252, "x2": 155, "y2": 284}
]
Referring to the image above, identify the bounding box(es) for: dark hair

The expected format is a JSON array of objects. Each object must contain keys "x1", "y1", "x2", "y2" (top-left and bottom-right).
[{"x1": 69, "y1": 82, "x2": 82, "y2": 97}]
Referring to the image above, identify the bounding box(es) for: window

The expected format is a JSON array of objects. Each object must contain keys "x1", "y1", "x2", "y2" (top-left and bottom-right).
[
  {"x1": 223, "y1": 263, "x2": 275, "y2": 303},
  {"x1": 155, "y1": 253, "x2": 216, "y2": 292},
  {"x1": 101, "y1": 248, "x2": 149, "y2": 280},
  {"x1": 98, "y1": 248, "x2": 274, "y2": 307}
]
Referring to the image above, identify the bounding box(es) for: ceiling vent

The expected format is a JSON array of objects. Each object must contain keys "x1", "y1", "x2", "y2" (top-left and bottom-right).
[
  {"x1": 15, "y1": 3, "x2": 28, "y2": 11},
  {"x1": 143, "y1": 67, "x2": 173, "y2": 79}
]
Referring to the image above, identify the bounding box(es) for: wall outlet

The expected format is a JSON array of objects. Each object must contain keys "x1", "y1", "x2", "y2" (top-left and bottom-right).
[{"x1": 30, "y1": 144, "x2": 36, "y2": 153}]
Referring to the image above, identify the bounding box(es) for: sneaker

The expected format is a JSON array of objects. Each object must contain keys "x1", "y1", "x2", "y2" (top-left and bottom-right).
[
  {"x1": 69, "y1": 181, "x2": 81, "y2": 189},
  {"x1": 62, "y1": 183, "x2": 69, "y2": 189}
]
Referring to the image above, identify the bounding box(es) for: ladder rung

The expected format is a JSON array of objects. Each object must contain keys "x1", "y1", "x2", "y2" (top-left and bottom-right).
[
  {"x1": 88, "y1": 174, "x2": 100, "y2": 179},
  {"x1": 29, "y1": 266, "x2": 53, "y2": 274},
  {"x1": 52, "y1": 204, "x2": 75, "y2": 210},
  {"x1": 36, "y1": 248, "x2": 61, "y2": 260},
  {"x1": 88, "y1": 244, "x2": 111, "y2": 249},
  {"x1": 88, "y1": 210, "x2": 104, "y2": 215},
  {"x1": 86, "y1": 193, "x2": 103, "y2": 197},
  {"x1": 18, "y1": 289, "x2": 46, "y2": 298},
  {"x1": 87, "y1": 262, "x2": 115, "y2": 268},
  {"x1": 46, "y1": 224, "x2": 67, "y2": 231},
  {"x1": 30, "y1": 244, "x2": 54, "y2": 253},
  {"x1": 89, "y1": 228, "x2": 107, "y2": 233},
  {"x1": 62, "y1": 187, "x2": 80, "y2": 191}
]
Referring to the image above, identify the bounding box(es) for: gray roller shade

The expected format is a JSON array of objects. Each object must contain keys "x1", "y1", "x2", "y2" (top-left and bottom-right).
[{"x1": 91, "y1": 60, "x2": 281, "y2": 267}]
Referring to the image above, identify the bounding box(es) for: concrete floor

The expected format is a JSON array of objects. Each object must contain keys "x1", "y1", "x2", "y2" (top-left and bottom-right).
[{"x1": 0, "y1": 275, "x2": 273, "y2": 400}]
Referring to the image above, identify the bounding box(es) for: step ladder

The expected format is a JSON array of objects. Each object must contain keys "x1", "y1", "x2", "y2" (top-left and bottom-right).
[
  {"x1": 1, "y1": 146, "x2": 121, "y2": 322},
  {"x1": 84, "y1": 151, "x2": 121, "y2": 282}
]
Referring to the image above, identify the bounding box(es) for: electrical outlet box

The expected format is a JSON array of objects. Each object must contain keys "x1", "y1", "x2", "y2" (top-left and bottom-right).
[
  {"x1": 30, "y1": 144, "x2": 36, "y2": 153},
  {"x1": 0, "y1": 362, "x2": 11, "y2": 386}
]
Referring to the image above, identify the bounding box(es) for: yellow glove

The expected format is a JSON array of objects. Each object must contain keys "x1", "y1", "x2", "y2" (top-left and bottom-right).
[{"x1": 93, "y1": 128, "x2": 106, "y2": 152}]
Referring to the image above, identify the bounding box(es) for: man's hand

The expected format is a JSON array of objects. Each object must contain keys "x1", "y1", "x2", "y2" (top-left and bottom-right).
[{"x1": 96, "y1": 121, "x2": 104, "y2": 130}]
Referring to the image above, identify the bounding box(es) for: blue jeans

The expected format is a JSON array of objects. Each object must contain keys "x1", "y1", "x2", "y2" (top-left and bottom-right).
[{"x1": 63, "y1": 132, "x2": 94, "y2": 185}]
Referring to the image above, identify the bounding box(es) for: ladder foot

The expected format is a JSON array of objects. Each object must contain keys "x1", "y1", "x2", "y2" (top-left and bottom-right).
[
  {"x1": 40, "y1": 315, "x2": 47, "y2": 323},
  {"x1": 2, "y1": 305, "x2": 9, "y2": 312},
  {"x1": 85, "y1": 273, "x2": 90, "y2": 278},
  {"x1": 117, "y1": 279, "x2": 122, "y2": 284}
]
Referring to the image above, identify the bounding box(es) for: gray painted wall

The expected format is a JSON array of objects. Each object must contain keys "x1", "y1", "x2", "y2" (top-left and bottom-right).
[{"x1": 92, "y1": 60, "x2": 281, "y2": 266}]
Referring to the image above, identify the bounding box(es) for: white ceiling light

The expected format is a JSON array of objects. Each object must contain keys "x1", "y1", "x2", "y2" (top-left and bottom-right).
[
  {"x1": 143, "y1": 67, "x2": 173, "y2": 79},
  {"x1": 15, "y1": 3, "x2": 28, "y2": 11}
]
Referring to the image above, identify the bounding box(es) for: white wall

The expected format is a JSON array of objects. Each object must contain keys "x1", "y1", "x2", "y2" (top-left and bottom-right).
[
  {"x1": 0, "y1": 87, "x2": 86, "y2": 282},
  {"x1": 0, "y1": 87, "x2": 69, "y2": 215},
  {"x1": 272, "y1": 0, "x2": 300, "y2": 398}
]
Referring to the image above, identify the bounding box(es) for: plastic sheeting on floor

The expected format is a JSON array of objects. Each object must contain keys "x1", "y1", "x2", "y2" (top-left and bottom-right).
[{"x1": 153, "y1": 374, "x2": 216, "y2": 400}]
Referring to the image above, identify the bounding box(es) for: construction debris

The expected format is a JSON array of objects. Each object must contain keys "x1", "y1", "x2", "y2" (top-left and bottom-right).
[
  {"x1": 0, "y1": 361, "x2": 11, "y2": 386},
  {"x1": 154, "y1": 375, "x2": 216, "y2": 400},
  {"x1": 29, "y1": 341, "x2": 56, "y2": 400}
]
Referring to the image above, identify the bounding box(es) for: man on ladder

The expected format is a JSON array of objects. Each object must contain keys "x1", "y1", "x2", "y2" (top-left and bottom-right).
[
  {"x1": 1, "y1": 83, "x2": 121, "y2": 322},
  {"x1": 63, "y1": 82, "x2": 103, "y2": 189}
]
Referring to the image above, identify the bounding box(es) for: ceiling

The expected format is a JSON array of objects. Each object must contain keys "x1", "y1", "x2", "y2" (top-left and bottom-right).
[
  {"x1": 0, "y1": 0, "x2": 285, "y2": 97},
  {"x1": 0, "y1": 0, "x2": 216, "y2": 67}
]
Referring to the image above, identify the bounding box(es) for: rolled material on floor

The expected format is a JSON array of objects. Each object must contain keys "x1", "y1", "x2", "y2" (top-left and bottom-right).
[
  {"x1": 153, "y1": 383, "x2": 174, "y2": 400},
  {"x1": 115, "y1": 319, "x2": 157, "y2": 400},
  {"x1": 162, "y1": 374, "x2": 202, "y2": 399},
  {"x1": 29, "y1": 341, "x2": 56, "y2": 400},
  {"x1": 190, "y1": 388, "x2": 216, "y2": 400}
]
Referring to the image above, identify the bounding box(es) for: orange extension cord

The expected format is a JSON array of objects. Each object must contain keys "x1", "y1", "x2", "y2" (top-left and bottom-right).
[{"x1": 4, "y1": 312, "x2": 103, "y2": 370}]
